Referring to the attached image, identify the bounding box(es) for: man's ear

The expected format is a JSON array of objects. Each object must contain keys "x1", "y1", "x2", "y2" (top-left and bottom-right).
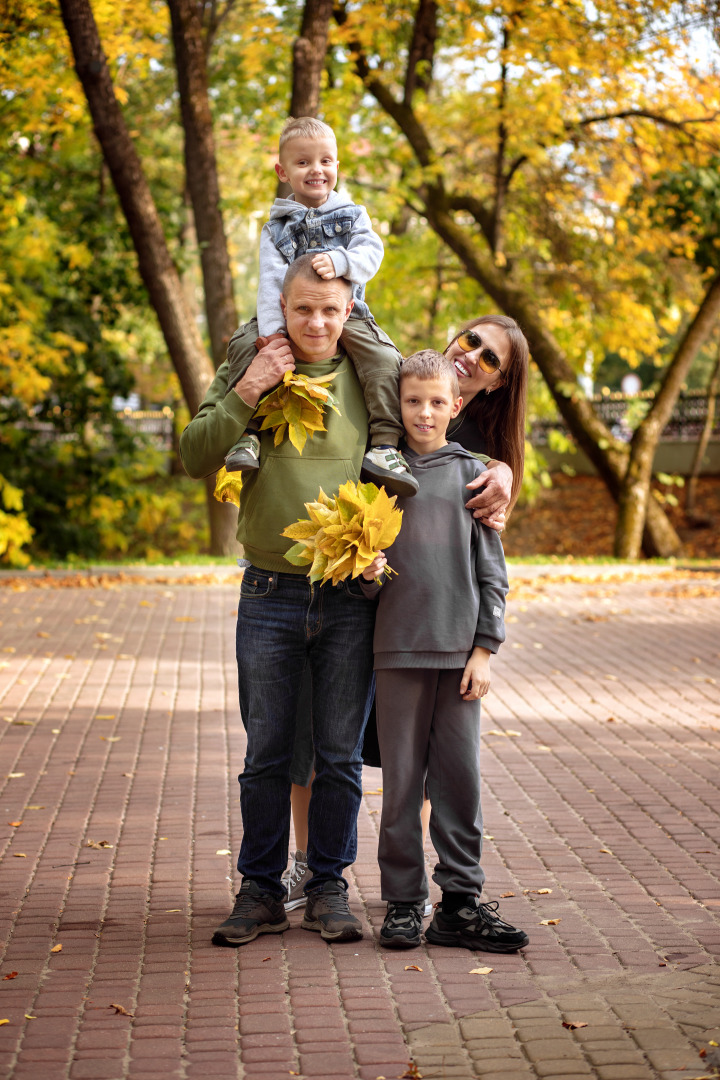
[
  {"x1": 280, "y1": 293, "x2": 287, "y2": 318},
  {"x1": 452, "y1": 396, "x2": 463, "y2": 418},
  {"x1": 275, "y1": 161, "x2": 288, "y2": 183},
  {"x1": 343, "y1": 298, "x2": 354, "y2": 322}
]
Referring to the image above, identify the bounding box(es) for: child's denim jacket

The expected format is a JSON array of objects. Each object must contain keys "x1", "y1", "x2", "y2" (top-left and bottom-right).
[{"x1": 257, "y1": 191, "x2": 385, "y2": 337}]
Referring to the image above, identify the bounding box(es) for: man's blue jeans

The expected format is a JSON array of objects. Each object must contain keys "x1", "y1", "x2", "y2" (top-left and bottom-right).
[{"x1": 235, "y1": 566, "x2": 376, "y2": 898}]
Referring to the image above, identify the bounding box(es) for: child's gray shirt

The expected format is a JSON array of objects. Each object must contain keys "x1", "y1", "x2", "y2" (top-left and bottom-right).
[
  {"x1": 360, "y1": 443, "x2": 508, "y2": 668},
  {"x1": 257, "y1": 191, "x2": 385, "y2": 337}
]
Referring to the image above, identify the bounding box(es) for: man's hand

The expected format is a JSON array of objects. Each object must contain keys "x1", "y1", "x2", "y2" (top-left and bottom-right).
[
  {"x1": 465, "y1": 460, "x2": 513, "y2": 531},
  {"x1": 233, "y1": 336, "x2": 296, "y2": 408},
  {"x1": 459, "y1": 646, "x2": 491, "y2": 701},
  {"x1": 311, "y1": 253, "x2": 336, "y2": 280}
]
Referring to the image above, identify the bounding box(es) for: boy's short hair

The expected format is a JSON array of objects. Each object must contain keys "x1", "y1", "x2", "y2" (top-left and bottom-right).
[
  {"x1": 400, "y1": 350, "x2": 460, "y2": 398},
  {"x1": 282, "y1": 253, "x2": 352, "y2": 298},
  {"x1": 279, "y1": 116, "x2": 337, "y2": 154}
]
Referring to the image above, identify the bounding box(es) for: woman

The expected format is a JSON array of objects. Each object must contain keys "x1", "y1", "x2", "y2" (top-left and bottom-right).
[{"x1": 283, "y1": 314, "x2": 529, "y2": 912}]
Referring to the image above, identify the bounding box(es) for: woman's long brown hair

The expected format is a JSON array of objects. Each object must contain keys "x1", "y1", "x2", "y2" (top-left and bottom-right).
[{"x1": 446, "y1": 315, "x2": 529, "y2": 512}]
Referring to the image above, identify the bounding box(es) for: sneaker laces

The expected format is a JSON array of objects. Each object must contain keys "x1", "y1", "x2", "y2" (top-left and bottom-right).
[
  {"x1": 310, "y1": 887, "x2": 351, "y2": 914},
  {"x1": 287, "y1": 860, "x2": 307, "y2": 890},
  {"x1": 386, "y1": 902, "x2": 423, "y2": 930},
  {"x1": 229, "y1": 884, "x2": 266, "y2": 917}
]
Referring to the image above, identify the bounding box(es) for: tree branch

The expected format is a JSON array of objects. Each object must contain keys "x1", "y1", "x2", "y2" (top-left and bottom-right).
[{"x1": 404, "y1": 0, "x2": 437, "y2": 105}]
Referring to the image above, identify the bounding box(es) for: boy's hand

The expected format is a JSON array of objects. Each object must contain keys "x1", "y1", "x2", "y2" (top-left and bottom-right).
[
  {"x1": 312, "y1": 253, "x2": 337, "y2": 280},
  {"x1": 362, "y1": 551, "x2": 387, "y2": 581},
  {"x1": 460, "y1": 646, "x2": 491, "y2": 701},
  {"x1": 233, "y1": 336, "x2": 295, "y2": 408},
  {"x1": 466, "y1": 461, "x2": 512, "y2": 529},
  {"x1": 254, "y1": 331, "x2": 288, "y2": 349}
]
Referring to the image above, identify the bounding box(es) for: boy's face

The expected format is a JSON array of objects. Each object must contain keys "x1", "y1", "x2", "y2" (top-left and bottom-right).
[
  {"x1": 280, "y1": 277, "x2": 353, "y2": 362},
  {"x1": 400, "y1": 375, "x2": 462, "y2": 457},
  {"x1": 275, "y1": 136, "x2": 339, "y2": 208}
]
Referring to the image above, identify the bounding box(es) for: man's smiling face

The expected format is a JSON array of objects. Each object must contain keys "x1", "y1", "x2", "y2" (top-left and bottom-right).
[{"x1": 280, "y1": 277, "x2": 353, "y2": 362}]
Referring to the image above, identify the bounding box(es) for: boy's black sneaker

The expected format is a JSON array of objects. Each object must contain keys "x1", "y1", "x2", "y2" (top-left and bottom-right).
[
  {"x1": 212, "y1": 879, "x2": 289, "y2": 947},
  {"x1": 225, "y1": 433, "x2": 261, "y2": 472},
  {"x1": 379, "y1": 901, "x2": 425, "y2": 949},
  {"x1": 301, "y1": 880, "x2": 363, "y2": 942},
  {"x1": 425, "y1": 897, "x2": 529, "y2": 953}
]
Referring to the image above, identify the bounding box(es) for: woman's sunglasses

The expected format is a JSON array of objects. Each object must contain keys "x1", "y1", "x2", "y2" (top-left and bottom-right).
[{"x1": 457, "y1": 329, "x2": 505, "y2": 380}]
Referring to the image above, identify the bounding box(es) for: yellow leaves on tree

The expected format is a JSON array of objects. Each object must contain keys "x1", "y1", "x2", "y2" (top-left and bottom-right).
[
  {"x1": 254, "y1": 371, "x2": 341, "y2": 454},
  {"x1": 282, "y1": 480, "x2": 403, "y2": 586},
  {"x1": 0, "y1": 476, "x2": 34, "y2": 568}
]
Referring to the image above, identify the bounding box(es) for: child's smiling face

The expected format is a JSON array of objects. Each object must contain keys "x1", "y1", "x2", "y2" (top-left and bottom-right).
[
  {"x1": 275, "y1": 136, "x2": 339, "y2": 208},
  {"x1": 400, "y1": 375, "x2": 463, "y2": 456}
]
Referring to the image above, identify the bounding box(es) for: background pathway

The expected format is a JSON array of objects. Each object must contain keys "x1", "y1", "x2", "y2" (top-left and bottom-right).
[{"x1": 0, "y1": 566, "x2": 718, "y2": 1080}]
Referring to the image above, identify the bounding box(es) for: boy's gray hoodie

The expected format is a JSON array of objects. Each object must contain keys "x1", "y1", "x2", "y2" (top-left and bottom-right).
[
  {"x1": 360, "y1": 442, "x2": 508, "y2": 669},
  {"x1": 257, "y1": 192, "x2": 385, "y2": 336}
]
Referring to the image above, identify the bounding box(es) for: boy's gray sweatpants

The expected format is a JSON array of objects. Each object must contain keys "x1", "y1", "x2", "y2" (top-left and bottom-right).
[
  {"x1": 375, "y1": 667, "x2": 486, "y2": 902},
  {"x1": 226, "y1": 316, "x2": 404, "y2": 447}
]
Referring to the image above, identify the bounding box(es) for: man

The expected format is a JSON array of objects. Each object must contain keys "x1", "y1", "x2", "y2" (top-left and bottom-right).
[{"x1": 180, "y1": 254, "x2": 377, "y2": 946}]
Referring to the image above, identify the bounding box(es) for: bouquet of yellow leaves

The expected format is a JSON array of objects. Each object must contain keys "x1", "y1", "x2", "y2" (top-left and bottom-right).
[
  {"x1": 282, "y1": 480, "x2": 403, "y2": 586},
  {"x1": 254, "y1": 371, "x2": 341, "y2": 454},
  {"x1": 213, "y1": 466, "x2": 243, "y2": 507}
]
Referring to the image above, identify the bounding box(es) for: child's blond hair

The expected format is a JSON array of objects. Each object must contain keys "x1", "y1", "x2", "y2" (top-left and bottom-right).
[
  {"x1": 401, "y1": 350, "x2": 460, "y2": 398},
  {"x1": 279, "y1": 116, "x2": 337, "y2": 154}
]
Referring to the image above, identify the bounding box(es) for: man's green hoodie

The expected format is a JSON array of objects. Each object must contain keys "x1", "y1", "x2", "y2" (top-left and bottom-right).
[{"x1": 179, "y1": 352, "x2": 368, "y2": 573}]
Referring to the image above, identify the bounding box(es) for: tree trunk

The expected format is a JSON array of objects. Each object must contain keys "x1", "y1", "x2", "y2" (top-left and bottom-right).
[
  {"x1": 168, "y1": 0, "x2": 238, "y2": 370},
  {"x1": 59, "y1": 0, "x2": 239, "y2": 555},
  {"x1": 686, "y1": 345, "x2": 720, "y2": 519},
  {"x1": 58, "y1": 0, "x2": 214, "y2": 418},
  {"x1": 615, "y1": 271, "x2": 720, "y2": 557},
  {"x1": 289, "y1": 0, "x2": 334, "y2": 118}
]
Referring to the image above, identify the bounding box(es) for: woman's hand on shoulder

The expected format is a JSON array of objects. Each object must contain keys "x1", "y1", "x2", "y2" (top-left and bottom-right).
[{"x1": 465, "y1": 460, "x2": 512, "y2": 528}]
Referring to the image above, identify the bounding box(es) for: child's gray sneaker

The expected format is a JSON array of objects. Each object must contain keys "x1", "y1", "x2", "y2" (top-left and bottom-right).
[
  {"x1": 282, "y1": 849, "x2": 310, "y2": 912},
  {"x1": 379, "y1": 901, "x2": 425, "y2": 949},
  {"x1": 211, "y1": 879, "x2": 289, "y2": 947},
  {"x1": 423, "y1": 899, "x2": 433, "y2": 918},
  {"x1": 225, "y1": 433, "x2": 261, "y2": 473},
  {"x1": 301, "y1": 880, "x2": 363, "y2": 942},
  {"x1": 361, "y1": 447, "x2": 419, "y2": 498}
]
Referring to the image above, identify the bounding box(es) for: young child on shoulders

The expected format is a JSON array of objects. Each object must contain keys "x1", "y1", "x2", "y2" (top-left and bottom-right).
[
  {"x1": 223, "y1": 115, "x2": 417, "y2": 498},
  {"x1": 360, "y1": 349, "x2": 529, "y2": 953}
]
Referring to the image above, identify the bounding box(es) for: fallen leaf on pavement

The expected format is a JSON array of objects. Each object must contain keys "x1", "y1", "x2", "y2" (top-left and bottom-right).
[
  {"x1": 8, "y1": 773, "x2": 25, "y2": 778},
  {"x1": 24, "y1": 1015, "x2": 36, "y2": 1020},
  {"x1": 540, "y1": 919, "x2": 561, "y2": 925},
  {"x1": 398, "y1": 1065, "x2": 423, "y2": 1079},
  {"x1": 2, "y1": 973, "x2": 18, "y2": 981},
  {"x1": 485, "y1": 729, "x2": 521, "y2": 737},
  {"x1": 37, "y1": 631, "x2": 50, "y2": 638},
  {"x1": 500, "y1": 892, "x2": 515, "y2": 898},
  {"x1": 50, "y1": 944, "x2": 62, "y2": 953},
  {"x1": 100, "y1": 737, "x2": 121, "y2": 742},
  {"x1": 95, "y1": 715, "x2": 115, "y2": 720},
  {"x1": 469, "y1": 967, "x2": 493, "y2": 974},
  {"x1": 215, "y1": 849, "x2": 231, "y2": 855},
  {"x1": 0, "y1": 1020, "x2": 9, "y2": 1026},
  {"x1": 109, "y1": 1003, "x2": 133, "y2": 1016},
  {"x1": 25, "y1": 806, "x2": 44, "y2": 810},
  {"x1": 363, "y1": 788, "x2": 383, "y2": 794},
  {"x1": 563, "y1": 1021, "x2": 588, "y2": 1029},
  {"x1": 8, "y1": 821, "x2": 22, "y2": 827},
  {"x1": 404, "y1": 965, "x2": 423, "y2": 971},
  {"x1": 599, "y1": 848, "x2": 613, "y2": 854},
  {"x1": 86, "y1": 840, "x2": 113, "y2": 849},
  {"x1": 174, "y1": 616, "x2": 196, "y2": 622},
  {"x1": 13, "y1": 853, "x2": 26, "y2": 858},
  {"x1": 261, "y1": 956, "x2": 271, "y2": 962}
]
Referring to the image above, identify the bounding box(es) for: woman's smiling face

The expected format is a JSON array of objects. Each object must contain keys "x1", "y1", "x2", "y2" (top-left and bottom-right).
[{"x1": 445, "y1": 322, "x2": 511, "y2": 402}]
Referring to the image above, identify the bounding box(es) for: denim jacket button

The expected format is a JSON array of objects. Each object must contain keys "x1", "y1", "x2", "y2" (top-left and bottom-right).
[
  {"x1": 335, "y1": 224, "x2": 342, "y2": 233},
  {"x1": 310, "y1": 241, "x2": 317, "y2": 247}
]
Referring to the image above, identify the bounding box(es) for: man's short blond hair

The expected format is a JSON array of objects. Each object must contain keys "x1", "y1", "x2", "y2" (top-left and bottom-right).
[{"x1": 279, "y1": 116, "x2": 337, "y2": 154}]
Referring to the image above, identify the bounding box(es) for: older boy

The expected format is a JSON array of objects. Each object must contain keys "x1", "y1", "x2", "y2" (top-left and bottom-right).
[
  {"x1": 224, "y1": 115, "x2": 417, "y2": 497},
  {"x1": 361, "y1": 350, "x2": 529, "y2": 953}
]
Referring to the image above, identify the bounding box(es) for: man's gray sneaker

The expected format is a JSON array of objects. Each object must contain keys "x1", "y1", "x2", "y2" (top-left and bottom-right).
[
  {"x1": 212, "y1": 879, "x2": 289, "y2": 947},
  {"x1": 379, "y1": 901, "x2": 425, "y2": 949},
  {"x1": 225, "y1": 433, "x2": 261, "y2": 473},
  {"x1": 361, "y1": 447, "x2": 419, "y2": 498},
  {"x1": 282, "y1": 849, "x2": 310, "y2": 912},
  {"x1": 301, "y1": 880, "x2": 363, "y2": 942},
  {"x1": 425, "y1": 897, "x2": 528, "y2": 953}
]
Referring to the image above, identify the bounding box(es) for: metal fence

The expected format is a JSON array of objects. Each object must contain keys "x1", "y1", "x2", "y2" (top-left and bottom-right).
[{"x1": 531, "y1": 389, "x2": 720, "y2": 445}]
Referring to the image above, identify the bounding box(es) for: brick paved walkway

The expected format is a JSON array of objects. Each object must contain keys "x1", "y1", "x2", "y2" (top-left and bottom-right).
[{"x1": 0, "y1": 567, "x2": 718, "y2": 1080}]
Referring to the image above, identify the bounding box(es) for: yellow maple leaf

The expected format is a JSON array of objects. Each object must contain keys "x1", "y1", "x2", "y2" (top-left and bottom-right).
[{"x1": 213, "y1": 467, "x2": 243, "y2": 508}]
